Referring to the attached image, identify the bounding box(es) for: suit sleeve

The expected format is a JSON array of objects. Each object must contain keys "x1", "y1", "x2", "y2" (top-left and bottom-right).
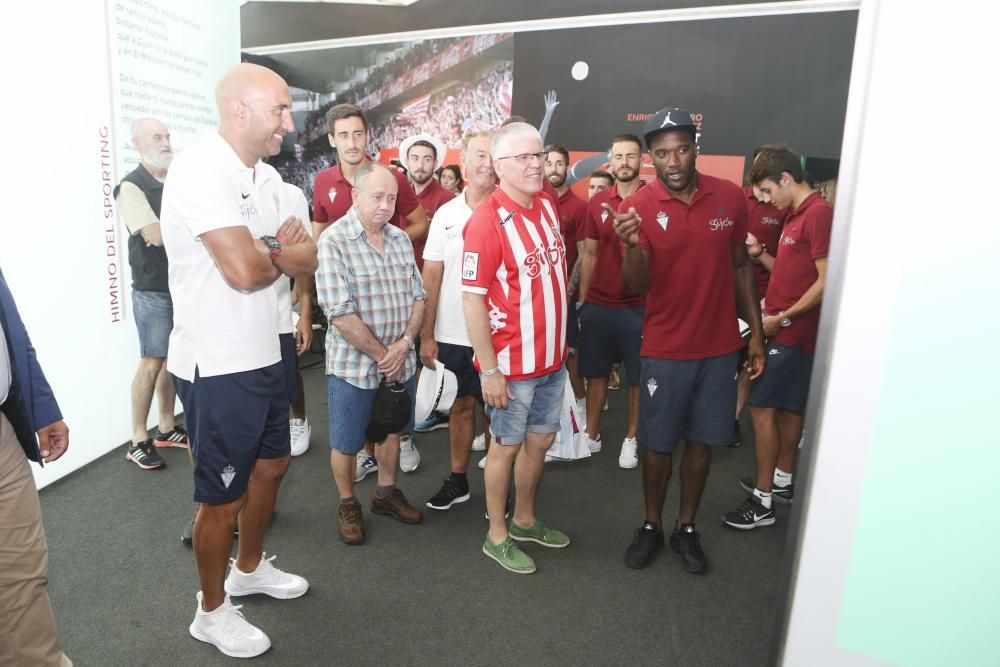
[{"x1": 24, "y1": 331, "x2": 63, "y2": 430}]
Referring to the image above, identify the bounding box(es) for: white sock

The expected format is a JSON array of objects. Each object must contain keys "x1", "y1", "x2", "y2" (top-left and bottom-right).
[
  {"x1": 753, "y1": 487, "x2": 773, "y2": 509},
  {"x1": 774, "y1": 469, "x2": 792, "y2": 487}
]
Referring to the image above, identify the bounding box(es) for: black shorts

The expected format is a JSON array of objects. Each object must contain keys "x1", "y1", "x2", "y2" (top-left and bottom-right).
[
  {"x1": 749, "y1": 342, "x2": 813, "y2": 412},
  {"x1": 280, "y1": 333, "x2": 300, "y2": 405},
  {"x1": 437, "y1": 341, "x2": 483, "y2": 404},
  {"x1": 174, "y1": 362, "x2": 290, "y2": 504},
  {"x1": 638, "y1": 353, "x2": 740, "y2": 453},
  {"x1": 566, "y1": 299, "x2": 580, "y2": 350},
  {"x1": 578, "y1": 303, "x2": 644, "y2": 385}
]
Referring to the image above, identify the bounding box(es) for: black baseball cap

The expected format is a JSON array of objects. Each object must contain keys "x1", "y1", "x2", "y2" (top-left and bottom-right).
[
  {"x1": 365, "y1": 378, "x2": 412, "y2": 444},
  {"x1": 643, "y1": 107, "x2": 698, "y2": 148}
]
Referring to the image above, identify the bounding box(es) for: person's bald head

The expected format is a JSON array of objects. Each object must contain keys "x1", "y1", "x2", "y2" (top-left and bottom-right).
[
  {"x1": 131, "y1": 118, "x2": 172, "y2": 171},
  {"x1": 351, "y1": 162, "x2": 398, "y2": 229},
  {"x1": 215, "y1": 63, "x2": 295, "y2": 165}
]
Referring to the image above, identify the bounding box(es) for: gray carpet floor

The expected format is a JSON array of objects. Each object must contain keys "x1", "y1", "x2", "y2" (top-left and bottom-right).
[{"x1": 40, "y1": 355, "x2": 790, "y2": 666}]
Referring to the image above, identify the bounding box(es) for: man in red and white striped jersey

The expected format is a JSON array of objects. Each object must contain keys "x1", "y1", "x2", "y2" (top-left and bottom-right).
[{"x1": 462, "y1": 122, "x2": 570, "y2": 575}]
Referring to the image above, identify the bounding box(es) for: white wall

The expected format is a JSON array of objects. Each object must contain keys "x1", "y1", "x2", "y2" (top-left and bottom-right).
[{"x1": 0, "y1": 0, "x2": 239, "y2": 489}]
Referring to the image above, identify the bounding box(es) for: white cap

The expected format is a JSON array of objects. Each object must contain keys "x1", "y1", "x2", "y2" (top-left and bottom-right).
[
  {"x1": 399, "y1": 133, "x2": 448, "y2": 171},
  {"x1": 414, "y1": 359, "x2": 458, "y2": 422}
]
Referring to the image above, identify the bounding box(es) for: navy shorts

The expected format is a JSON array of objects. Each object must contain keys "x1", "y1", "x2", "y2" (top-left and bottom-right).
[
  {"x1": 132, "y1": 289, "x2": 172, "y2": 358},
  {"x1": 327, "y1": 374, "x2": 416, "y2": 454},
  {"x1": 566, "y1": 299, "x2": 580, "y2": 350},
  {"x1": 638, "y1": 353, "x2": 740, "y2": 453},
  {"x1": 279, "y1": 333, "x2": 300, "y2": 405},
  {"x1": 578, "y1": 303, "x2": 644, "y2": 385},
  {"x1": 437, "y1": 342, "x2": 483, "y2": 403},
  {"x1": 173, "y1": 362, "x2": 290, "y2": 504},
  {"x1": 486, "y1": 368, "x2": 565, "y2": 445},
  {"x1": 749, "y1": 342, "x2": 814, "y2": 412}
]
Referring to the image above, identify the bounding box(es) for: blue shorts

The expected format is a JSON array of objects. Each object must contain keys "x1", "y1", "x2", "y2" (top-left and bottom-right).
[
  {"x1": 486, "y1": 368, "x2": 565, "y2": 445},
  {"x1": 327, "y1": 374, "x2": 416, "y2": 454},
  {"x1": 749, "y1": 342, "x2": 814, "y2": 412},
  {"x1": 437, "y1": 342, "x2": 482, "y2": 403},
  {"x1": 279, "y1": 333, "x2": 300, "y2": 405},
  {"x1": 132, "y1": 289, "x2": 172, "y2": 358},
  {"x1": 578, "y1": 303, "x2": 644, "y2": 385},
  {"x1": 173, "y1": 363, "x2": 290, "y2": 504},
  {"x1": 638, "y1": 353, "x2": 740, "y2": 453}
]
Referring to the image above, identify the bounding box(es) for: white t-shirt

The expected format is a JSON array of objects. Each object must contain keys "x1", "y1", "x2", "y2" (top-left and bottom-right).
[
  {"x1": 422, "y1": 192, "x2": 475, "y2": 347},
  {"x1": 275, "y1": 184, "x2": 309, "y2": 335},
  {"x1": 161, "y1": 132, "x2": 284, "y2": 381}
]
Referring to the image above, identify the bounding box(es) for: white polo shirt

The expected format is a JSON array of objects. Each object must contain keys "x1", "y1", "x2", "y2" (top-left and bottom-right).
[
  {"x1": 275, "y1": 184, "x2": 310, "y2": 335},
  {"x1": 422, "y1": 192, "x2": 476, "y2": 347},
  {"x1": 161, "y1": 132, "x2": 283, "y2": 381}
]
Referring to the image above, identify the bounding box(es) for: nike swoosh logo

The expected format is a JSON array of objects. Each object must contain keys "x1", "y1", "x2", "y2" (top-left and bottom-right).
[
  {"x1": 753, "y1": 512, "x2": 770, "y2": 520},
  {"x1": 241, "y1": 193, "x2": 250, "y2": 199},
  {"x1": 445, "y1": 225, "x2": 455, "y2": 230}
]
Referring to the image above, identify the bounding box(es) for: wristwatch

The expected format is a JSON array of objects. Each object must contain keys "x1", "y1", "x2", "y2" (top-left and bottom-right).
[
  {"x1": 402, "y1": 335, "x2": 416, "y2": 351},
  {"x1": 260, "y1": 235, "x2": 282, "y2": 261},
  {"x1": 778, "y1": 311, "x2": 792, "y2": 328},
  {"x1": 480, "y1": 367, "x2": 500, "y2": 377}
]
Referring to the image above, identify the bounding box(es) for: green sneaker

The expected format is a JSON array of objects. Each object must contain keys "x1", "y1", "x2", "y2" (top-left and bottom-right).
[
  {"x1": 508, "y1": 519, "x2": 570, "y2": 548},
  {"x1": 482, "y1": 537, "x2": 536, "y2": 574}
]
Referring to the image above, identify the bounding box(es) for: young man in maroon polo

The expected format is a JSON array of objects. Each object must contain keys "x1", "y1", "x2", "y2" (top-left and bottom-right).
[
  {"x1": 545, "y1": 143, "x2": 588, "y2": 416},
  {"x1": 734, "y1": 148, "x2": 789, "y2": 438},
  {"x1": 311, "y1": 103, "x2": 430, "y2": 476},
  {"x1": 577, "y1": 134, "x2": 646, "y2": 469},
  {"x1": 611, "y1": 108, "x2": 765, "y2": 574},
  {"x1": 722, "y1": 144, "x2": 832, "y2": 530},
  {"x1": 400, "y1": 133, "x2": 455, "y2": 272}
]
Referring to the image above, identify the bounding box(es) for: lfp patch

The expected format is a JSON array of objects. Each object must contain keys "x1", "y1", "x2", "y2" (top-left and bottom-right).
[{"x1": 462, "y1": 251, "x2": 479, "y2": 280}]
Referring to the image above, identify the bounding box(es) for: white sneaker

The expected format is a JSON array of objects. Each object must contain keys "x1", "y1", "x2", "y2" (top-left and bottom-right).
[
  {"x1": 618, "y1": 436, "x2": 638, "y2": 469},
  {"x1": 399, "y1": 434, "x2": 420, "y2": 473},
  {"x1": 189, "y1": 592, "x2": 271, "y2": 658},
  {"x1": 289, "y1": 418, "x2": 311, "y2": 457},
  {"x1": 224, "y1": 553, "x2": 309, "y2": 599},
  {"x1": 355, "y1": 450, "x2": 378, "y2": 482},
  {"x1": 603, "y1": 399, "x2": 608, "y2": 412},
  {"x1": 585, "y1": 433, "x2": 602, "y2": 453},
  {"x1": 471, "y1": 433, "x2": 487, "y2": 452},
  {"x1": 478, "y1": 454, "x2": 487, "y2": 470}
]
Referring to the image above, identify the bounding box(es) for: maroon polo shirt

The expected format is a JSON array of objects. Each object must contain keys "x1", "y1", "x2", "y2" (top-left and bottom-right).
[
  {"x1": 556, "y1": 188, "x2": 588, "y2": 291},
  {"x1": 743, "y1": 186, "x2": 787, "y2": 297},
  {"x1": 311, "y1": 160, "x2": 420, "y2": 232},
  {"x1": 622, "y1": 173, "x2": 747, "y2": 359},
  {"x1": 412, "y1": 178, "x2": 456, "y2": 270},
  {"x1": 583, "y1": 184, "x2": 645, "y2": 308},
  {"x1": 765, "y1": 191, "x2": 832, "y2": 355}
]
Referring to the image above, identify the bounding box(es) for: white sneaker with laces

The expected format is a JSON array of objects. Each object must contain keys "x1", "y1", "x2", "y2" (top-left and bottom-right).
[
  {"x1": 399, "y1": 434, "x2": 420, "y2": 472},
  {"x1": 478, "y1": 454, "x2": 487, "y2": 470},
  {"x1": 355, "y1": 450, "x2": 378, "y2": 482},
  {"x1": 224, "y1": 553, "x2": 309, "y2": 599},
  {"x1": 289, "y1": 418, "x2": 311, "y2": 457},
  {"x1": 618, "y1": 436, "x2": 639, "y2": 469},
  {"x1": 585, "y1": 433, "x2": 603, "y2": 453},
  {"x1": 189, "y1": 591, "x2": 271, "y2": 658},
  {"x1": 471, "y1": 433, "x2": 486, "y2": 452}
]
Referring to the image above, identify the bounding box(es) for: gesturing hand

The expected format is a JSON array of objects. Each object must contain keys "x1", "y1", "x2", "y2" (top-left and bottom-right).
[
  {"x1": 606, "y1": 204, "x2": 642, "y2": 248},
  {"x1": 544, "y1": 90, "x2": 560, "y2": 112}
]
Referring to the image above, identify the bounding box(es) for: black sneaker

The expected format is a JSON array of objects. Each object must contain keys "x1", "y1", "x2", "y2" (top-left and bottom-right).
[
  {"x1": 625, "y1": 523, "x2": 664, "y2": 569},
  {"x1": 669, "y1": 524, "x2": 707, "y2": 574},
  {"x1": 426, "y1": 477, "x2": 471, "y2": 510},
  {"x1": 126, "y1": 440, "x2": 165, "y2": 470},
  {"x1": 722, "y1": 493, "x2": 776, "y2": 530},
  {"x1": 739, "y1": 476, "x2": 794, "y2": 504},
  {"x1": 154, "y1": 426, "x2": 190, "y2": 448}
]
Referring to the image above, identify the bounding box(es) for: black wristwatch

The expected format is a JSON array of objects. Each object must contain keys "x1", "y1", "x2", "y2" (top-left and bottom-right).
[{"x1": 260, "y1": 235, "x2": 282, "y2": 261}]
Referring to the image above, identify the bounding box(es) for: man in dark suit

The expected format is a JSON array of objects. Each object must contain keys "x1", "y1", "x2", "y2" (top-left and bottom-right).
[{"x1": 0, "y1": 268, "x2": 71, "y2": 666}]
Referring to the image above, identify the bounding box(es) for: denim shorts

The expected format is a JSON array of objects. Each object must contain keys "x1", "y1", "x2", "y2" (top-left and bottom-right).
[
  {"x1": 327, "y1": 374, "x2": 416, "y2": 454},
  {"x1": 132, "y1": 289, "x2": 172, "y2": 358},
  {"x1": 486, "y1": 367, "x2": 566, "y2": 445}
]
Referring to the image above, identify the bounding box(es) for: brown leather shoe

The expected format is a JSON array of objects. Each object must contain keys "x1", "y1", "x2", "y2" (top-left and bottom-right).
[
  {"x1": 371, "y1": 488, "x2": 423, "y2": 524},
  {"x1": 338, "y1": 498, "x2": 365, "y2": 545}
]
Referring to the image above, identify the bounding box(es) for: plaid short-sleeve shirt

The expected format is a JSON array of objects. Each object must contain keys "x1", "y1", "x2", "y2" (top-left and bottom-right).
[{"x1": 316, "y1": 208, "x2": 426, "y2": 388}]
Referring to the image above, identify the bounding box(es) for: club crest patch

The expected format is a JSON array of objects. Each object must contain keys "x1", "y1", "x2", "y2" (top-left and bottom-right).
[
  {"x1": 656, "y1": 211, "x2": 669, "y2": 231},
  {"x1": 221, "y1": 464, "x2": 236, "y2": 489},
  {"x1": 647, "y1": 377, "x2": 658, "y2": 397},
  {"x1": 600, "y1": 210, "x2": 609, "y2": 224},
  {"x1": 463, "y1": 251, "x2": 479, "y2": 280},
  {"x1": 328, "y1": 188, "x2": 338, "y2": 203}
]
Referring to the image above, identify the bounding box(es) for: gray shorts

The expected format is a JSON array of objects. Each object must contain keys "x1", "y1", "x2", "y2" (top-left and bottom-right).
[{"x1": 638, "y1": 353, "x2": 740, "y2": 453}]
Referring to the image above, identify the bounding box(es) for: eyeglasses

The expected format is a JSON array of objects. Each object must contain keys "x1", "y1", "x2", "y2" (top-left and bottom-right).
[{"x1": 494, "y1": 152, "x2": 546, "y2": 164}]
